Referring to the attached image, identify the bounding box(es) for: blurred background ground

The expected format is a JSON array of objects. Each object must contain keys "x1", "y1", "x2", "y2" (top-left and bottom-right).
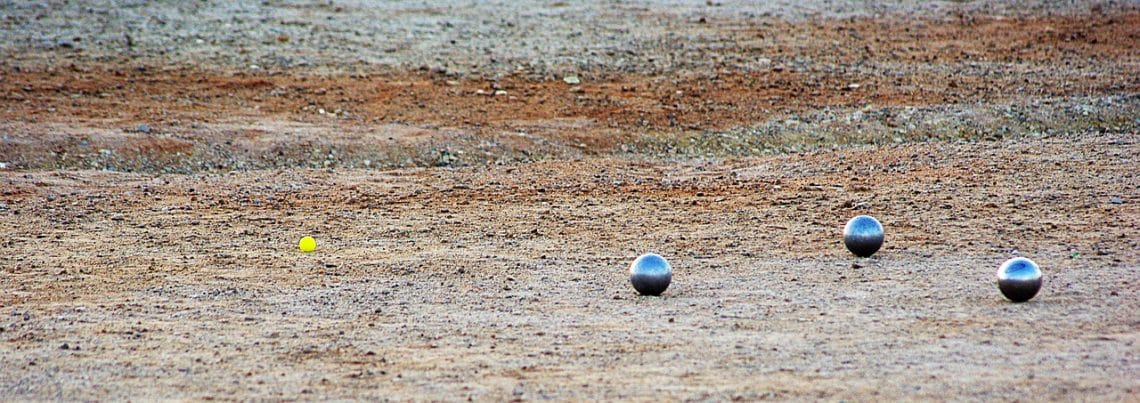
[{"x1": 1, "y1": 0, "x2": 1138, "y2": 400}]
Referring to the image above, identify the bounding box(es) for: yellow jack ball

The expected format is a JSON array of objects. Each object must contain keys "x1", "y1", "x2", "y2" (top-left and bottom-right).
[{"x1": 298, "y1": 236, "x2": 316, "y2": 253}]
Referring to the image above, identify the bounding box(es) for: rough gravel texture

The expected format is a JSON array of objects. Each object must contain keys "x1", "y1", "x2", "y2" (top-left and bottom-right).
[
  {"x1": 1, "y1": 0, "x2": 1138, "y2": 401},
  {"x1": 3, "y1": 0, "x2": 1135, "y2": 75}
]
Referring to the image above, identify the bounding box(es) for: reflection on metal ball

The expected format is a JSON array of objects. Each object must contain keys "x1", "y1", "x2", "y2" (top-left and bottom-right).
[
  {"x1": 997, "y1": 257, "x2": 1043, "y2": 303},
  {"x1": 630, "y1": 253, "x2": 672, "y2": 296},
  {"x1": 843, "y1": 215, "x2": 884, "y2": 258}
]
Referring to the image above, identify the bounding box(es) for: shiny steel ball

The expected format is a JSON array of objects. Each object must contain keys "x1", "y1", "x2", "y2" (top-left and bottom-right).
[
  {"x1": 843, "y1": 215, "x2": 884, "y2": 257},
  {"x1": 630, "y1": 253, "x2": 672, "y2": 296},
  {"x1": 997, "y1": 257, "x2": 1043, "y2": 303}
]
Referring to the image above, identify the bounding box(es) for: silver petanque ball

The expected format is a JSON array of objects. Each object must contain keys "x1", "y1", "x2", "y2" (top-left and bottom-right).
[
  {"x1": 997, "y1": 257, "x2": 1043, "y2": 303},
  {"x1": 843, "y1": 215, "x2": 884, "y2": 258},
  {"x1": 630, "y1": 253, "x2": 672, "y2": 296}
]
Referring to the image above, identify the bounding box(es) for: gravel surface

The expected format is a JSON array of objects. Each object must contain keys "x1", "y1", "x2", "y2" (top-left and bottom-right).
[
  {"x1": 3, "y1": 0, "x2": 1137, "y2": 75},
  {"x1": 1, "y1": 0, "x2": 1138, "y2": 400},
  {"x1": 2, "y1": 133, "x2": 1137, "y2": 400}
]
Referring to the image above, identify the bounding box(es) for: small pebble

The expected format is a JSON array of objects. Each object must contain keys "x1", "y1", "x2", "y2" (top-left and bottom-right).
[{"x1": 1109, "y1": 196, "x2": 1123, "y2": 204}]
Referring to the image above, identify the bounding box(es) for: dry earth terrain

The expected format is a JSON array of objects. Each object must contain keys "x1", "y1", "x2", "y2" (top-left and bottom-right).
[{"x1": 1, "y1": 0, "x2": 1138, "y2": 400}]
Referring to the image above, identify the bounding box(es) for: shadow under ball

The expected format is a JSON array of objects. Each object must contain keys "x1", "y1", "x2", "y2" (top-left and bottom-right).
[
  {"x1": 997, "y1": 257, "x2": 1043, "y2": 302},
  {"x1": 630, "y1": 253, "x2": 672, "y2": 296},
  {"x1": 844, "y1": 215, "x2": 884, "y2": 258}
]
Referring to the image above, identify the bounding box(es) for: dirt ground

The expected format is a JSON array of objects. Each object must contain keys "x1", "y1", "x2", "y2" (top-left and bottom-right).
[{"x1": 1, "y1": 0, "x2": 1139, "y2": 401}]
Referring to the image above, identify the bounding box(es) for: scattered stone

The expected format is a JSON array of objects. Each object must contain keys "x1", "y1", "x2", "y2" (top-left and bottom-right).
[
  {"x1": 1109, "y1": 196, "x2": 1123, "y2": 204},
  {"x1": 562, "y1": 75, "x2": 581, "y2": 85},
  {"x1": 137, "y1": 124, "x2": 152, "y2": 134}
]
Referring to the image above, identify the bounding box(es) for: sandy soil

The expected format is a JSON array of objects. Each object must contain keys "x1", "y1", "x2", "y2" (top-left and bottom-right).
[
  {"x1": 1, "y1": 0, "x2": 1138, "y2": 401},
  {"x1": 2, "y1": 133, "x2": 1137, "y2": 400}
]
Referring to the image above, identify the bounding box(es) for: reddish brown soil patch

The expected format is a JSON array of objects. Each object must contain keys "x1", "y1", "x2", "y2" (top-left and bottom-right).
[{"x1": 2, "y1": 13, "x2": 1136, "y2": 138}]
